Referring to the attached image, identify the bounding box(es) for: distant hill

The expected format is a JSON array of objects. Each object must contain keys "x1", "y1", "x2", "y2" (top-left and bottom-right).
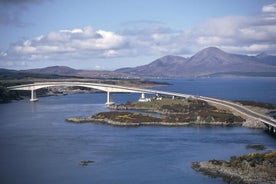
[
  {"x1": 20, "y1": 66, "x2": 136, "y2": 79},
  {"x1": 116, "y1": 55, "x2": 188, "y2": 77},
  {"x1": 116, "y1": 47, "x2": 276, "y2": 77},
  {"x1": 21, "y1": 66, "x2": 78, "y2": 76},
  {"x1": 255, "y1": 53, "x2": 276, "y2": 66},
  {"x1": 0, "y1": 68, "x2": 16, "y2": 73}
]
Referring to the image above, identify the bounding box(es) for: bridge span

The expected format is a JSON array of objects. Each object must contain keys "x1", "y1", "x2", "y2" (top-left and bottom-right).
[
  {"x1": 8, "y1": 81, "x2": 276, "y2": 133},
  {"x1": 7, "y1": 82, "x2": 192, "y2": 105}
]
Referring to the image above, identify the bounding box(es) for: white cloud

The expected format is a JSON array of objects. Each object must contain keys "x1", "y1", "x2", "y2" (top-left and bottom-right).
[
  {"x1": 103, "y1": 50, "x2": 119, "y2": 57},
  {"x1": 7, "y1": 26, "x2": 125, "y2": 56},
  {"x1": 1, "y1": 3, "x2": 276, "y2": 69},
  {"x1": 262, "y1": 3, "x2": 276, "y2": 13}
]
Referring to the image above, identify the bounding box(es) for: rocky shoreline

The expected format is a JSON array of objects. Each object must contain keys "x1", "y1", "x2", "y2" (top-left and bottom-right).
[
  {"x1": 66, "y1": 115, "x2": 243, "y2": 127},
  {"x1": 191, "y1": 150, "x2": 276, "y2": 184}
]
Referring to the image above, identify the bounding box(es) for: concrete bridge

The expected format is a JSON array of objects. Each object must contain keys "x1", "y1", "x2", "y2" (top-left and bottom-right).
[
  {"x1": 7, "y1": 82, "x2": 192, "y2": 105},
  {"x1": 8, "y1": 81, "x2": 276, "y2": 133}
]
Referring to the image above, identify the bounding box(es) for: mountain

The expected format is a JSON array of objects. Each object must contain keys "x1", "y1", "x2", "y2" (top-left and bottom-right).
[
  {"x1": 2, "y1": 47, "x2": 276, "y2": 78},
  {"x1": 256, "y1": 53, "x2": 276, "y2": 66},
  {"x1": 20, "y1": 66, "x2": 78, "y2": 76},
  {"x1": 0, "y1": 68, "x2": 16, "y2": 73},
  {"x1": 116, "y1": 47, "x2": 276, "y2": 77},
  {"x1": 20, "y1": 66, "x2": 136, "y2": 78},
  {"x1": 116, "y1": 55, "x2": 188, "y2": 77}
]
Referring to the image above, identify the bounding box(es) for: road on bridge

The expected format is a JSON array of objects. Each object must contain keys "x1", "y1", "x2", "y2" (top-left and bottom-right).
[{"x1": 197, "y1": 96, "x2": 276, "y2": 128}]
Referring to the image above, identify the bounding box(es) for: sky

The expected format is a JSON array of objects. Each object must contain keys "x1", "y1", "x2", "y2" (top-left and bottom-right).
[{"x1": 0, "y1": 0, "x2": 276, "y2": 70}]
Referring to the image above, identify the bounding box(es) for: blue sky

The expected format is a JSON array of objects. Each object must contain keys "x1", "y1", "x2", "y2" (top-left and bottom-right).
[{"x1": 0, "y1": 0, "x2": 276, "y2": 70}]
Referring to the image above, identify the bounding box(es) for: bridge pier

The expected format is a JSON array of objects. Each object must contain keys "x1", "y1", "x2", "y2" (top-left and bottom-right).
[
  {"x1": 30, "y1": 89, "x2": 38, "y2": 102},
  {"x1": 105, "y1": 91, "x2": 114, "y2": 106},
  {"x1": 268, "y1": 125, "x2": 272, "y2": 132},
  {"x1": 267, "y1": 125, "x2": 276, "y2": 134}
]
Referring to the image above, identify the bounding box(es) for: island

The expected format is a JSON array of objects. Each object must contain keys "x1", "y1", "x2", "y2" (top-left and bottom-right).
[
  {"x1": 191, "y1": 150, "x2": 276, "y2": 184},
  {"x1": 66, "y1": 97, "x2": 246, "y2": 126}
]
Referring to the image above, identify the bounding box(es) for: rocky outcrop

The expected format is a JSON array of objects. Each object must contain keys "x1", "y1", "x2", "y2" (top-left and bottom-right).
[
  {"x1": 79, "y1": 160, "x2": 94, "y2": 166},
  {"x1": 242, "y1": 118, "x2": 267, "y2": 129},
  {"x1": 191, "y1": 151, "x2": 276, "y2": 184}
]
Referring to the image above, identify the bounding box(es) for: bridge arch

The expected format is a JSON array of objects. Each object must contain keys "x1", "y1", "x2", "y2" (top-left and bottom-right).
[{"x1": 7, "y1": 82, "x2": 160, "y2": 105}]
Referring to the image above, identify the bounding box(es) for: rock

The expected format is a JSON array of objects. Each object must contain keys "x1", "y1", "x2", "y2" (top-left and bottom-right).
[
  {"x1": 245, "y1": 144, "x2": 266, "y2": 151},
  {"x1": 79, "y1": 160, "x2": 94, "y2": 166},
  {"x1": 66, "y1": 117, "x2": 93, "y2": 123},
  {"x1": 242, "y1": 118, "x2": 267, "y2": 129}
]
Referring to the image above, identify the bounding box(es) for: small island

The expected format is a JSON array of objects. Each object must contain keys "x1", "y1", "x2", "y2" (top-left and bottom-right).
[
  {"x1": 66, "y1": 97, "x2": 245, "y2": 126},
  {"x1": 191, "y1": 151, "x2": 276, "y2": 184}
]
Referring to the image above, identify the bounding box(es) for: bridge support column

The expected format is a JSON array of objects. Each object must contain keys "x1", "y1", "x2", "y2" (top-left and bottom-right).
[
  {"x1": 30, "y1": 89, "x2": 38, "y2": 102},
  {"x1": 106, "y1": 91, "x2": 114, "y2": 106},
  {"x1": 269, "y1": 125, "x2": 273, "y2": 132}
]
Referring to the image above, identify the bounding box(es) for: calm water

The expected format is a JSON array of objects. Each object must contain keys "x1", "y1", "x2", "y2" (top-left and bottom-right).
[{"x1": 0, "y1": 78, "x2": 276, "y2": 184}]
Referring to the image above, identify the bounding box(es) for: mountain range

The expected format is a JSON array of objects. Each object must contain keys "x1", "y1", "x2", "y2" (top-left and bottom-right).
[
  {"x1": 1, "y1": 47, "x2": 276, "y2": 78},
  {"x1": 116, "y1": 47, "x2": 276, "y2": 77}
]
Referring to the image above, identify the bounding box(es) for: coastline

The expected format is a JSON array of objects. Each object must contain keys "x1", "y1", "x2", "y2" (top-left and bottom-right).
[
  {"x1": 65, "y1": 98, "x2": 252, "y2": 127},
  {"x1": 65, "y1": 97, "x2": 276, "y2": 129},
  {"x1": 191, "y1": 151, "x2": 276, "y2": 184},
  {"x1": 66, "y1": 116, "x2": 242, "y2": 127}
]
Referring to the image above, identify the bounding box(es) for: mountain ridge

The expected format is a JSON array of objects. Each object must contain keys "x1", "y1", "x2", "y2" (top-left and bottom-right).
[
  {"x1": 116, "y1": 47, "x2": 276, "y2": 77},
  {"x1": 1, "y1": 47, "x2": 276, "y2": 78}
]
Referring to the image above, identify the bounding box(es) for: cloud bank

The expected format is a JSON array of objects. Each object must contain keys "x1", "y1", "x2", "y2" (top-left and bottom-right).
[{"x1": 1, "y1": 3, "x2": 276, "y2": 68}]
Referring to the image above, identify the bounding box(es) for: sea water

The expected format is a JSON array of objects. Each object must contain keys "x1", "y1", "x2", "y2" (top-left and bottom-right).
[{"x1": 0, "y1": 78, "x2": 275, "y2": 184}]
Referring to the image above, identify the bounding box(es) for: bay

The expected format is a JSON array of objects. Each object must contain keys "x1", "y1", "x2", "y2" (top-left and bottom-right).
[{"x1": 0, "y1": 78, "x2": 275, "y2": 184}]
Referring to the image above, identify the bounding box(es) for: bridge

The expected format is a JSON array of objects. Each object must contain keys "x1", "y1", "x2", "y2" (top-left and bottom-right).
[{"x1": 8, "y1": 81, "x2": 276, "y2": 133}]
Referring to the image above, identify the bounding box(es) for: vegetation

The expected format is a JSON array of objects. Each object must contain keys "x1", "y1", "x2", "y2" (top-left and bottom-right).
[
  {"x1": 235, "y1": 100, "x2": 276, "y2": 109},
  {"x1": 0, "y1": 85, "x2": 22, "y2": 103},
  {"x1": 91, "y1": 111, "x2": 161, "y2": 124},
  {"x1": 68, "y1": 98, "x2": 245, "y2": 126},
  {"x1": 125, "y1": 98, "x2": 245, "y2": 124},
  {"x1": 228, "y1": 151, "x2": 276, "y2": 169}
]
